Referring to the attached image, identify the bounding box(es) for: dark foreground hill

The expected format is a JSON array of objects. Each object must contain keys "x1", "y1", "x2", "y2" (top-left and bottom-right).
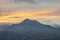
[{"x1": 0, "y1": 19, "x2": 60, "y2": 40}]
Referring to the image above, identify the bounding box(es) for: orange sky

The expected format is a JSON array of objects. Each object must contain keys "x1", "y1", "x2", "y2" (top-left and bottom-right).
[{"x1": 0, "y1": 8, "x2": 60, "y2": 24}]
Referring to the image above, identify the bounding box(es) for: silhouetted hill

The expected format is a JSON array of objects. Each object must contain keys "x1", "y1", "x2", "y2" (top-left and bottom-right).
[
  {"x1": 4, "y1": 19, "x2": 56, "y2": 32},
  {"x1": 1, "y1": 19, "x2": 60, "y2": 40}
]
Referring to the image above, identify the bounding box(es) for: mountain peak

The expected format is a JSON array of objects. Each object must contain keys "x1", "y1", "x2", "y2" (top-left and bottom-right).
[
  {"x1": 5, "y1": 19, "x2": 56, "y2": 31},
  {"x1": 20, "y1": 19, "x2": 35, "y2": 24},
  {"x1": 19, "y1": 19, "x2": 43, "y2": 26},
  {"x1": 23, "y1": 19, "x2": 33, "y2": 22}
]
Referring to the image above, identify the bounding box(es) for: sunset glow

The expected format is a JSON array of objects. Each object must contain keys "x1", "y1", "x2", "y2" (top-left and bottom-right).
[
  {"x1": 0, "y1": 8, "x2": 60, "y2": 24},
  {"x1": 0, "y1": 0, "x2": 60, "y2": 25}
]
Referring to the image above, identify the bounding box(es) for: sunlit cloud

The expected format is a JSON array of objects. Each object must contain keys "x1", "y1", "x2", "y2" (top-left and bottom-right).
[
  {"x1": 0, "y1": 8, "x2": 60, "y2": 24},
  {"x1": 0, "y1": 0, "x2": 60, "y2": 25},
  {"x1": 0, "y1": 0, "x2": 60, "y2": 13}
]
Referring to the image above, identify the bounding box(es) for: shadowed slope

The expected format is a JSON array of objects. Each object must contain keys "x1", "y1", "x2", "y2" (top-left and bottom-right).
[{"x1": 5, "y1": 19, "x2": 56, "y2": 32}]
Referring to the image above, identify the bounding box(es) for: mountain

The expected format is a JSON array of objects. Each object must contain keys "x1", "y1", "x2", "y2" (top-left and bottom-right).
[
  {"x1": 0, "y1": 24, "x2": 11, "y2": 31},
  {"x1": 2, "y1": 19, "x2": 60, "y2": 40},
  {"x1": 4, "y1": 19, "x2": 56, "y2": 32}
]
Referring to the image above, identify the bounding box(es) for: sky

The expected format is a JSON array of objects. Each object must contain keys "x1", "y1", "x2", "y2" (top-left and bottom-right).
[{"x1": 0, "y1": 0, "x2": 60, "y2": 25}]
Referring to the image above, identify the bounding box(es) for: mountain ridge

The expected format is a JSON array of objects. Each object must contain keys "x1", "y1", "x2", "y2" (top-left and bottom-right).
[
  {"x1": 4, "y1": 19, "x2": 56, "y2": 32},
  {"x1": 0, "y1": 19, "x2": 60, "y2": 40}
]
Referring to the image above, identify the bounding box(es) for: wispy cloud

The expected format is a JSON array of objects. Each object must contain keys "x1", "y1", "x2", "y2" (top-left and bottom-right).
[
  {"x1": 0, "y1": 0, "x2": 60, "y2": 13},
  {"x1": 13, "y1": 0, "x2": 35, "y2": 3},
  {"x1": 0, "y1": 8, "x2": 60, "y2": 24},
  {"x1": 0, "y1": 0, "x2": 60, "y2": 25}
]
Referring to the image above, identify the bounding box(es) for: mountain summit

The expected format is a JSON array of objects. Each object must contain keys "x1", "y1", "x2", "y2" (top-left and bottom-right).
[
  {"x1": 2, "y1": 19, "x2": 58, "y2": 40},
  {"x1": 5, "y1": 19, "x2": 56, "y2": 32},
  {"x1": 19, "y1": 19, "x2": 43, "y2": 26}
]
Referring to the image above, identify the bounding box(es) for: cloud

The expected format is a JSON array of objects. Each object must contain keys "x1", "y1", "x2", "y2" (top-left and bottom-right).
[
  {"x1": 0, "y1": 0, "x2": 60, "y2": 14},
  {"x1": 46, "y1": 8, "x2": 60, "y2": 16},
  {"x1": 53, "y1": 9, "x2": 60, "y2": 15},
  {"x1": 0, "y1": 8, "x2": 60, "y2": 25},
  {"x1": 13, "y1": 0, "x2": 35, "y2": 3},
  {"x1": 0, "y1": 8, "x2": 60, "y2": 22},
  {"x1": 0, "y1": 0, "x2": 60, "y2": 25}
]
